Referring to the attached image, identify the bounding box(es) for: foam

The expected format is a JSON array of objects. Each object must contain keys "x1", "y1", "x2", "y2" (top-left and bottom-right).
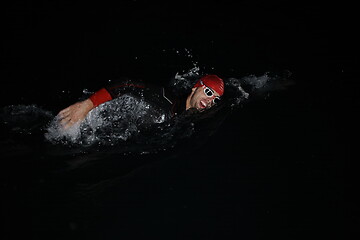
[{"x1": 45, "y1": 95, "x2": 166, "y2": 146}]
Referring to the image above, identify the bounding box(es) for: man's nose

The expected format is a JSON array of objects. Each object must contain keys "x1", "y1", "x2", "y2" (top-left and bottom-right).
[
  {"x1": 208, "y1": 95, "x2": 216, "y2": 101},
  {"x1": 206, "y1": 97, "x2": 214, "y2": 105}
]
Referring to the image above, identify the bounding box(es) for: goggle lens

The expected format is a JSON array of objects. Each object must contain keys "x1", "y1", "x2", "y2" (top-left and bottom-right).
[
  {"x1": 213, "y1": 97, "x2": 221, "y2": 105},
  {"x1": 204, "y1": 87, "x2": 214, "y2": 97},
  {"x1": 203, "y1": 86, "x2": 221, "y2": 105}
]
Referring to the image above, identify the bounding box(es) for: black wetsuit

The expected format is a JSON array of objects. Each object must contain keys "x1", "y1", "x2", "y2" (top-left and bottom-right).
[{"x1": 90, "y1": 79, "x2": 188, "y2": 122}]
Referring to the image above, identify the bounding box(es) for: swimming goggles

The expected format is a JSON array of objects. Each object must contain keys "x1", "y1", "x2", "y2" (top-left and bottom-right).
[{"x1": 203, "y1": 86, "x2": 221, "y2": 104}]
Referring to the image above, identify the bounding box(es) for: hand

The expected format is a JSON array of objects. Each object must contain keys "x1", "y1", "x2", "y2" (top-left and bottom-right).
[{"x1": 57, "y1": 99, "x2": 94, "y2": 129}]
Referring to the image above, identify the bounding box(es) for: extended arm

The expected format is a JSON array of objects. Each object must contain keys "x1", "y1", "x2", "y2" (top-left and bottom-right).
[
  {"x1": 57, "y1": 80, "x2": 145, "y2": 129},
  {"x1": 57, "y1": 87, "x2": 113, "y2": 129}
]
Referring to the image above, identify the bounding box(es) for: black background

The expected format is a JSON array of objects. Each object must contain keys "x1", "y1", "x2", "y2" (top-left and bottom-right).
[{"x1": 1, "y1": 1, "x2": 358, "y2": 239}]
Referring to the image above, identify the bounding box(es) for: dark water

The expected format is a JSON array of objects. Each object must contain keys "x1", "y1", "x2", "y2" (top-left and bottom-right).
[{"x1": 2, "y1": 1, "x2": 356, "y2": 240}]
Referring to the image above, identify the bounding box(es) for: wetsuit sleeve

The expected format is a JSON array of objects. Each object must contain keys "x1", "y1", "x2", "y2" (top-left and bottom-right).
[
  {"x1": 89, "y1": 88, "x2": 113, "y2": 107},
  {"x1": 89, "y1": 79, "x2": 146, "y2": 107}
]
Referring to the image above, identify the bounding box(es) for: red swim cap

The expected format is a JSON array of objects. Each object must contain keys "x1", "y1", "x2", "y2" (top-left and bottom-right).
[{"x1": 194, "y1": 75, "x2": 224, "y2": 96}]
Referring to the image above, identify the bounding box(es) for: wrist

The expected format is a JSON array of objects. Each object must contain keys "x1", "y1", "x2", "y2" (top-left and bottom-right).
[{"x1": 83, "y1": 98, "x2": 94, "y2": 110}]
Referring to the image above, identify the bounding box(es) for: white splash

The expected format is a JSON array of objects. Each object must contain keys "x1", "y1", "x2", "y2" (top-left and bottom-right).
[
  {"x1": 172, "y1": 66, "x2": 201, "y2": 91},
  {"x1": 45, "y1": 95, "x2": 167, "y2": 146},
  {"x1": 241, "y1": 72, "x2": 270, "y2": 89}
]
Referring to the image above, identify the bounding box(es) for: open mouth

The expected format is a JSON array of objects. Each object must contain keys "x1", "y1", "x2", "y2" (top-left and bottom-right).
[{"x1": 199, "y1": 100, "x2": 207, "y2": 109}]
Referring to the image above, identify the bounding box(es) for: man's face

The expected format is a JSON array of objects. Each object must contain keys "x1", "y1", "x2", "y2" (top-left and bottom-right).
[{"x1": 186, "y1": 86, "x2": 221, "y2": 111}]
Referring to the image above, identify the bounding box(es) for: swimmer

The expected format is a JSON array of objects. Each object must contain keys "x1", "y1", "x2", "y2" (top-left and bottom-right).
[{"x1": 58, "y1": 75, "x2": 224, "y2": 129}]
